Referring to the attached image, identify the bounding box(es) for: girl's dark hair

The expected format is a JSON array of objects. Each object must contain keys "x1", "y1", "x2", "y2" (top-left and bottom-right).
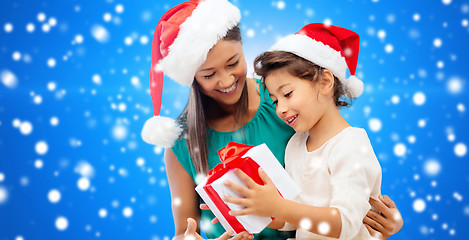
[
  {"x1": 177, "y1": 25, "x2": 245, "y2": 175},
  {"x1": 254, "y1": 51, "x2": 350, "y2": 107}
]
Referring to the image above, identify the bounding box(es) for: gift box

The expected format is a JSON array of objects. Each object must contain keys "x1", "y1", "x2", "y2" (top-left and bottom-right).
[{"x1": 195, "y1": 142, "x2": 300, "y2": 234}]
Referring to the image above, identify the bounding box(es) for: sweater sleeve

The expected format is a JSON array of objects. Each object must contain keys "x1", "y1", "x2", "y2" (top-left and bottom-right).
[{"x1": 327, "y1": 129, "x2": 382, "y2": 240}]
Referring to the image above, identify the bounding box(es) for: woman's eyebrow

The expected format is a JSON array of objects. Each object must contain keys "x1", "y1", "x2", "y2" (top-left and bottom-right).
[{"x1": 199, "y1": 53, "x2": 239, "y2": 72}]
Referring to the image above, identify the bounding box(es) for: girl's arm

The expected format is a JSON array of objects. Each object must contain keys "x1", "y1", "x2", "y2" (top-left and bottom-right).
[
  {"x1": 164, "y1": 149, "x2": 252, "y2": 240},
  {"x1": 223, "y1": 168, "x2": 342, "y2": 238}
]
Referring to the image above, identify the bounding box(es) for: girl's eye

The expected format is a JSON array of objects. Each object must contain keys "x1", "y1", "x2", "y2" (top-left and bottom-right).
[
  {"x1": 228, "y1": 60, "x2": 239, "y2": 67},
  {"x1": 272, "y1": 100, "x2": 278, "y2": 105},
  {"x1": 284, "y1": 91, "x2": 292, "y2": 98},
  {"x1": 204, "y1": 72, "x2": 215, "y2": 79}
]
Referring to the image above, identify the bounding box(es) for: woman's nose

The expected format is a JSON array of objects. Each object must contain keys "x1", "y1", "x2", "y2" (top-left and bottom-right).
[{"x1": 218, "y1": 71, "x2": 235, "y2": 88}]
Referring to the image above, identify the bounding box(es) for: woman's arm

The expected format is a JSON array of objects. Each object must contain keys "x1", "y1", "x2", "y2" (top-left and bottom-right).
[
  {"x1": 364, "y1": 195, "x2": 403, "y2": 239},
  {"x1": 165, "y1": 149, "x2": 252, "y2": 240},
  {"x1": 164, "y1": 148, "x2": 201, "y2": 239}
]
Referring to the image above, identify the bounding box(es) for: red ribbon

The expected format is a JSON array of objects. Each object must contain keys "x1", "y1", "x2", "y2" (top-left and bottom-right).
[{"x1": 203, "y1": 142, "x2": 264, "y2": 234}]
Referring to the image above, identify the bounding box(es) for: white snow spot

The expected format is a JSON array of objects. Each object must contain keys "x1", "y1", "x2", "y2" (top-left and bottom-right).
[
  {"x1": 75, "y1": 34, "x2": 84, "y2": 44},
  {"x1": 447, "y1": 77, "x2": 463, "y2": 94},
  {"x1": 1, "y1": 70, "x2": 18, "y2": 88},
  {"x1": 276, "y1": 1, "x2": 286, "y2": 10},
  {"x1": 20, "y1": 121, "x2": 33, "y2": 135},
  {"x1": 26, "y1": 23, "x2": 35, "y2": 32},
  {"x1": 77, "y1": 177, "x2": 91, "y2": 191},
  {"x1": 246, "y1": 29, "x2": 255, "y2": 38},
  {"x1": 424, "y1": 159, "x2": 441, "y2": 176},
  {"x1": 0, "y1": 186, "x2": 8, "y2": 204},
  {"x1": 91, "y1": 25, "x2": 110, "y2": 43},
  {"x1": 47, "y1": 81, "x2": 57, "y2": 91},
  {"x1": 413, "y1": 13, "x2": 420, "y2": 21},
  {"x1": 454, "y1": 143, "x2": 467, "y2": 157},
  {"x1": 136, "y1": 157, "x2": 145, "y2": 167},
  {"x1": 394, "y1": 143, "x2": 406, "y2": 157},
  {"x1": 112, "y1": 125, "x2": 128, "y2": 140},
  {"x1": 99, "y1": 208, "x2": 108, "y2": 218},
  {"x1": 413, "y1": 198, "x2": 426, "y2": 212},
  {"x1": 385, "y1": 44, "x2": 394, "y2": 53},
  {"x1": 92, "y1": 74, "x2": 102, "y2": 85},
  {"x1": 377, "y1": 30, "x2": 386, "y2": 39},
  {"x1": 50, "y1": 117, "x2": 59, "y2": 126},
  {"x1": 48, "y1": 189, "x2": 61, "y2": 203},
  {"x1": 47, "y1": 58, "x2": 56, "y2": 68},
  {"x1": 368, "y1": 118, "x2": 382, "y2": 132},
  {"x1": 55, "y1": 216, "x2": 69, "y2": 231},
  {"x1": 35, "y1": 141, "x2": 49, "y2": 155},
  {"x1": 442, "y1": 0, "x2": 452, "y2": 5},
  {"x1": 115, "y1": 4, "x2": 124, "y2": 14},
  {"x1": 33, "y1": 95, "x2": 43, "y2": 104},
  {"x1": 140, "y1": 35, "x2": 149, "y2": 45},
  {"x1": 299, "y1": 218, "x2": 312, "y2": 230},
  {"x1": 75, "y1": 161, "x2": 95, "y2": 178},
  {"x1": 123, "y1": 207, "x2": 133, "y2": 217},
  {"x1": 35, "y1": 159, "x2": 44, "y2": 169},
  {"x1": 12, "y1": 51, "x2": 21, "y2": 61},
  {"x1": 4, "y1": 23, "x2": 13, "y2": 33},
  {"x1": 37, "y1": 12, "x2": 46, "y2": 22},
  {"x1": 103, "y1": 13, "x2": 112, "y2": 22},
  {"x1": 317, "y1": 222, "x2": 331, "y2": 235},
  {"x1": 433, "y1": 38, "x2": 442, "y2": 48},
  {"x1": 413, "y1": 92, "x2": 426, "y2": 106}
]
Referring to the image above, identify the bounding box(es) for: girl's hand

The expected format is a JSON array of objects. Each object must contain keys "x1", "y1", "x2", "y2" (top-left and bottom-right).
[
  {"x1": 184, "y1": 218, "x2": 252, "y2": 240},
  {"x1": 223, "y1": 168, "x2": 283, "y2": 218},
  {"x1": 363, "y1": 195, "x2": 403, "y2": 239}
]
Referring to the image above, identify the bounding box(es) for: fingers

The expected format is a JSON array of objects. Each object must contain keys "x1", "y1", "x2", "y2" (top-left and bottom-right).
[
  {"x1": 211, "y1": 217, "x2": 219, "y2": 224},
  {"x1": 366, "y1": 209, "x2": 386, "y2": 224},
  {"x1": 363, "y1": 215, "x2": 385, "y2": 233},
  {"x1": 364, "y1": 223, "x2": 384, "y2": 240},
  {"x1": 379, "y1": 195, "x2": 396, "y2": 208},
  {"x1": 217, "y1": 230, "x2": 235, "y2": 240},
  {"x1": 185, "y1": 218, "x2": 198, "y2": 236},
  {"x1": 258, "y1": 168, "x2": 274, "y2": 186},
  {"x1": 369, "y1": 197, "x2": 389, "y2": 216},
  {"x1": 229, "y1": 208, "x2": 252, "y2": 217},
  {"x1": 224, "y1": 180, "x2": 251, "y2": 197},
  {"x1": 228, "y1": 232, "x2": 253, "y2": 240},
  {"x1": 233, "y1": 169, "x2": 258, "y2": 188},
  {"x1": 200, "y1": 204, "x2": 210, "y2": 210}
]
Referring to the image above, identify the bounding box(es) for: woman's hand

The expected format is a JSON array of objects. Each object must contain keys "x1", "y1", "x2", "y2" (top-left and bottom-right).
[
  {"x1": 223, "y1": 168, "x2": 283, "y2": 218},
  {"x1": 184, "y1": 218, "x2": 252, "y2": 240},
  {"x1": 364, "y1": 195, "x2": 403, "y2": 239}
]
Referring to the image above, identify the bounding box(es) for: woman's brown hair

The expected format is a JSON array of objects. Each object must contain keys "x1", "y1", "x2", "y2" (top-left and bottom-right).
[
  {"x1": 254, "y1": 51, "x2": 350, "y2": 107},
  {"x1": 177, "y1": 25, "x2": 247, "y2": 175}
]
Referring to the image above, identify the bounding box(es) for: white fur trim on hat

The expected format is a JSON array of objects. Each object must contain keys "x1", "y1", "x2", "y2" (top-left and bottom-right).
[
  {"x1": 345, "y1": 75, "x2": 364, "y2": 98},
  {"x1": 141, "y1": 116, "x2": 183, "y2": 147},
  {"x1": 157, "y1": 0, "x2": 241, "y2": 86},
  {"x1": 269, "y1": 34, "x2": 348, "y2": 83}
]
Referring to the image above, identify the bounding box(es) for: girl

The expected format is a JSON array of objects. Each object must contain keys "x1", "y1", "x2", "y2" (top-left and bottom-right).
[
  {"x1": 222, "y1": 23, "x2": 399, "y2": 239},
  {"x1": 141, "y1": 0, "x2": 402, "y2": 239}
]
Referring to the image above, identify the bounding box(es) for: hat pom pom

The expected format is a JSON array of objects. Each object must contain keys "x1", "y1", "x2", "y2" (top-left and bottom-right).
[
  {"x1": 141, "y1": 116, "x2": 182, "y2": 147},
  {"x1": 345, "y1": 75, "x2": 364, "y2": 98}
]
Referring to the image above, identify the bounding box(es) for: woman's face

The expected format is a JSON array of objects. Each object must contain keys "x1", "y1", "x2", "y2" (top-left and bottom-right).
[{"x1": 195, "y1": 40, "x2": 247, "y2": 108}]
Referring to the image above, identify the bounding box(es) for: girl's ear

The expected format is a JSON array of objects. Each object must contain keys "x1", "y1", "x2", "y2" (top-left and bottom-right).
[{"x1": 320, "y1": 69, "x2": 335, "y2": 95}]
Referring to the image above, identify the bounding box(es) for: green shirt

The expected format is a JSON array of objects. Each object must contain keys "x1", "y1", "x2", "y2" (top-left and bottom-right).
[{"x1": 171, "y1": 80, "x2": 295, "y2": 239}]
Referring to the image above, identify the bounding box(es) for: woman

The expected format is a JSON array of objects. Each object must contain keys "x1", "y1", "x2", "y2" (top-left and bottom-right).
[{"x1": 141, "y1": 0, "x2": 403, "y2": 239}]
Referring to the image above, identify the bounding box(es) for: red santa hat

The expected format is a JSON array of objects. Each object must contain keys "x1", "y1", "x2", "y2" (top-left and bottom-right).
[
  {"x1": 141, "y1": 0, "x2": 241, "y2": 147},
  {"x1": 269, "y1": 23, "x2": 364, "y2": 98}
]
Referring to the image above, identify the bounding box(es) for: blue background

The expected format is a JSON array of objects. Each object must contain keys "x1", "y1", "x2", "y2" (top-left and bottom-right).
[{"x1": 1, "y1": 0, "x2": 468, "y2": 239}]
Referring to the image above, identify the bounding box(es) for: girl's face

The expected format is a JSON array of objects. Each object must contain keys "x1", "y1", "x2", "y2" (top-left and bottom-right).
[
  {"x1": 195, "y1": 40, "x2": 247, "y2": 108},
  {"x1": 265, "y1": 70, "x2": 329, "y2": 133}
]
